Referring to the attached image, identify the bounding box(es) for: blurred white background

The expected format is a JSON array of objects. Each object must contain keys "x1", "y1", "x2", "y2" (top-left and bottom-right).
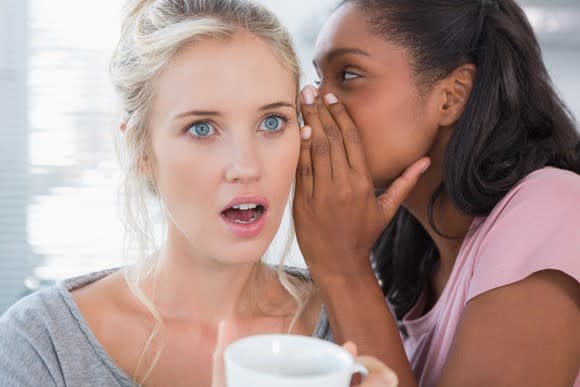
[{"x1": 0, "y1": 0, "x2": 578, "y2": 314}]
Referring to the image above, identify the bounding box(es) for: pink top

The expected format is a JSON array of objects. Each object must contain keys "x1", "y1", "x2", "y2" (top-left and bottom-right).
[{"x1": 400, "y1": 167, "x2": 580, "y2": 387}]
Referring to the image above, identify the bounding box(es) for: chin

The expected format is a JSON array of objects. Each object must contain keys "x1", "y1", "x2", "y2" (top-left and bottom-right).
[
  {"x1": 372, "y1": 176, "x2": 395, "y2": 190},
  {"x1": 371, "y1": 164, "x2": 407, "y2": 190},
  {"x1": 216, "y1": 242, "x2": 270, "y2": 266}
]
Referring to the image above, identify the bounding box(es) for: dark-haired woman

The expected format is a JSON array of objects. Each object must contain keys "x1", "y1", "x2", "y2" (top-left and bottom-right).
[{"x1": 294, "y1": 0, "x2": 580, "y2": 386}]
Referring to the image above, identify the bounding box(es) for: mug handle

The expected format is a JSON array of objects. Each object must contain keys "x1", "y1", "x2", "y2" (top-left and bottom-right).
[{"x1": 350, "y1": 362, "x2": 369, "y2": 380}]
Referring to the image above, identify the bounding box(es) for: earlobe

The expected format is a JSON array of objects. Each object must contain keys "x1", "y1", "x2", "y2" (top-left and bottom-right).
[
  {"x1": 139, "y1": 154, "x2": 152, "y2": 176},
  {"x1": 439, "y1": 64, "x2": 476, "y2": 126}
]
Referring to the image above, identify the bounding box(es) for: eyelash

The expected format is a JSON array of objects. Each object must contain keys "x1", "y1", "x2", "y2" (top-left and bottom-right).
[
  {"x1": 260, "y1": 113, "x2": 290, "y2": 134},
  {"x1": 314, "y1": 69, "x2": 360, "y2": 87},
  {"x1": 342, "y1": 71, "x2": 360, "y2": 81},
  {"x1": 185, "y1": 121, "x2": 216, "y2": 139},
  {"x1": 184, "y1": 113, "x2": 291, "y2": 139}
]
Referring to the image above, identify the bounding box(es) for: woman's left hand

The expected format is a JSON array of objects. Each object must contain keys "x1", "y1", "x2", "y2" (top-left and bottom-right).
[{"x1": 211, "y1": 321, "x2": 237, "y2": 387}]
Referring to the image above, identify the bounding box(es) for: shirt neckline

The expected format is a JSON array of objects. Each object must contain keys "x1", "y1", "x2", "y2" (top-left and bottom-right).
[
  {"x1": 401, "y1": 218, "x2": 482, "y2": 336},
  {"x1": 55, "y1": 266, "x2": 328, "y2": 385}
]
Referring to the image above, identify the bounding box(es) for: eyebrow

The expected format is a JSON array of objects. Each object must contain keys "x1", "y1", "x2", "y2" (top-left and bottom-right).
[
  {"x1": 314, "y1": 47, "x2": 371, "y2": 67},
  {"x1": 174, "y1": 101, "x2": 295, "y2": 120}
]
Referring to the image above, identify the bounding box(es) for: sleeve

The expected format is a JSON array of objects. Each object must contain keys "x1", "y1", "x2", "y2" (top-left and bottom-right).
[
  {"x1": 468, "y1": 168, "x2": 580, "y2": 300},
  {"x1": 0, "y1": 298, "x2": 59, "y2": 387}
]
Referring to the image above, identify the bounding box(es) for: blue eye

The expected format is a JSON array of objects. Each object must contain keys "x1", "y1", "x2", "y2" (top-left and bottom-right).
[
  {"x1": 188, "y1": 121, "x2": 214, "y2": 137},
  {"x1": 260, "y1": 115, "x2": 285, "y2": 132}
]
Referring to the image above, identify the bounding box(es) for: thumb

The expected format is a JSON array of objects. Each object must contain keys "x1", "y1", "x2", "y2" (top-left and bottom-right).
[
  {"x1": 211, "y1": 321, "x2": 238, "y2": 387},
  {"x1": 376, "y1": 157, "x2": 430, "y2": 225},
  {"x1": 356, "y1": 356, "x2": 398, "y2": 387},
  {"x1": 342, "y1": 341, "x2": 358, "y2": 357}
]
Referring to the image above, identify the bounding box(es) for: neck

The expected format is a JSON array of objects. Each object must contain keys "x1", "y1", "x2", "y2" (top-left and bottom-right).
[
  {"x1": 403, "y1": 129, "x2": 474, "y2": 295},
  {"x1": 142, "y1": 225, "x2": 267, "y2": 324}
]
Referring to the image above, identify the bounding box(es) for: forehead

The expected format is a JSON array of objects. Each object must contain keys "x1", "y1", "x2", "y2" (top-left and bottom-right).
[
  {"x1": 315, "y1": 4, "x2": 369, "y2": 54},
  {"x1": 154, "y1": 31, "x2": 296, "y2": 113},
  {"x1": 314, "y1": 3, "x2": 394, "y2": 65}
]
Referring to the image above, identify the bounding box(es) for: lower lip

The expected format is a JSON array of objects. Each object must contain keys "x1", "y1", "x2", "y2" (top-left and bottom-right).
[{"x1": 221, "y1": 210, "x2": 267, "y2": 238}]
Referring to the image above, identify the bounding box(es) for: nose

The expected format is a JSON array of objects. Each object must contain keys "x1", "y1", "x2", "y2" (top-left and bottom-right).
[{"x1": 224, "y1": 136, "x2": 262, "y2": 184}]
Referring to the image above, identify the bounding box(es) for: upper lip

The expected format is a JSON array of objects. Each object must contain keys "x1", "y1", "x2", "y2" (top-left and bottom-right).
[{"x1": 221, "y1": 195, "x2": 269, "y2": 212}]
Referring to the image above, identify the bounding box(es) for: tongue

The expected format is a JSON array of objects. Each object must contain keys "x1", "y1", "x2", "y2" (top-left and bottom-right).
[{"x1": 223, "y1": 208, "x2": 255, "y2": 223}]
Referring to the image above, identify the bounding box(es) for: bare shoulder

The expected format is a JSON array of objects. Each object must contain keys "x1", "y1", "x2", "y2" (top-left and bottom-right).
[
  {"x1": 440, "y1": 269, "x2": 580, "y2": 386},
  {"x1": 71, "y1": 269, "x2": 137, "y2": 321},
  {"x1": 71, "y1": 270, "x2": 150, "y2": 377}
]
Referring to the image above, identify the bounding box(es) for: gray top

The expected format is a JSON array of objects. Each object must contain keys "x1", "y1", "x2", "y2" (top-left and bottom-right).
[{"x1": 0, "y1": 268, "x2": 331, "y2": 387}]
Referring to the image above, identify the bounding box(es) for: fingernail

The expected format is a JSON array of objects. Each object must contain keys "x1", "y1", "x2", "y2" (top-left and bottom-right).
[
  {"x1": 324, "y1": 93, "x2": 338, "y2": 105},
  {"x1": 384, "y1": 370, "x2": 399, "y2": 386},
  {"x1": 301, "y1": 126, "x2": 312, "y2": 140},
  {"x1": 421, "y1": 160, "x2": 431, "y2": 174},
  {"x1": 302, "y1": 87, "x2": 315, "y2": 105}
]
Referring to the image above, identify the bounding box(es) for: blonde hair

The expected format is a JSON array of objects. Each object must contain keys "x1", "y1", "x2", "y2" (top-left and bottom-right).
[{"x1": 110, "y1": 0, "x2": 307, "y2": 383}]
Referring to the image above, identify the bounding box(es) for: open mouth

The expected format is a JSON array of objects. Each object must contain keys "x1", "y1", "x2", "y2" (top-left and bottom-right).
[{"x1": 221, "y1": 203, "x2": 266, "y2": 224}]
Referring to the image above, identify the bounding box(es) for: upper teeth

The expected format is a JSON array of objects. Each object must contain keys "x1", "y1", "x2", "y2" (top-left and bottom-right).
[{"x1": 232, "y1": 203, "x2": 258, "y2": 210}]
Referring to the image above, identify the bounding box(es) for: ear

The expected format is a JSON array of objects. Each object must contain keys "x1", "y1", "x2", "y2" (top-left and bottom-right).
[
  {"x1": 120, "y1": 116, "x2": 153, "y2": 174},
  {"x1": 438, "y1": 64, "x2": 476, "y2": 127},
  {"x1": 119, "y1": 118, "x2": 127, "y2": 134},
  {"x1": 139, "y1": 155, "x2": 152, "y2": 176}
]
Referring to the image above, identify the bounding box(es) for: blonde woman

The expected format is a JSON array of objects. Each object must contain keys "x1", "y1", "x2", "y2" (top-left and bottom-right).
[{"x1": 0, "y1": 0, "x2": 400, "y2": 386}]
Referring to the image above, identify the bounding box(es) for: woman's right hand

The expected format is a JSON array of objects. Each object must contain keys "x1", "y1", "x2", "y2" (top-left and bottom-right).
[
  {"x1": 294, "y1": 87, "x2": 426, "y2": 386},
  {"x1": 294, "y1": 86, "x2": 430, "y2": 279}
]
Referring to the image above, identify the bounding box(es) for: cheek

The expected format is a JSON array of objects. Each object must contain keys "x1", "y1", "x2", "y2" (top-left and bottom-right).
[
  {"x1": 152, "y1": 137, "x2": 219, "y2": 205},
  {"x1": 342, "y1": 89, "x2": 435, "y2": 185},
  {"x1": 266, "y1": 131, "x2": 300, "y2": 192}
]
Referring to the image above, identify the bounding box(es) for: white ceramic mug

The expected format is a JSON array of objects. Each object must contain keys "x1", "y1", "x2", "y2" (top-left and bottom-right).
[{"x1": 224, "y1": 334, "x2": 368, "y2": 387}]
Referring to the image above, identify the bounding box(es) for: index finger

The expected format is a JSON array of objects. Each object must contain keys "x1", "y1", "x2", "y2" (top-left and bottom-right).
[
  {"x1": 323, "y1": 93, "x2": 368, "y2": 174},
  {"x1": 295, "y1": 125, "x2": 314, "y2": 199}
]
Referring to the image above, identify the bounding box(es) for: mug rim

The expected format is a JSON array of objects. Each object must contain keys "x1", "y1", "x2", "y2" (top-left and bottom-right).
[{"x1": 224, "y1": 333, "x2": 355, "y2": 380}]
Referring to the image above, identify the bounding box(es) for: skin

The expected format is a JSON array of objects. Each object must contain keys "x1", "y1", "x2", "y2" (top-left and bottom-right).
[
  {"x1": 294, "y1": 3, "x2": 580, "y2": 386},
  {"x1": 212, "y1": 323, "x2": 400, "y2": 387},
  {"x1": 72, "y1": 31, "x2": 322, "y2": 387},
  {"x1": 71, "y1": 29, "x2": 396, "y2": 387}
]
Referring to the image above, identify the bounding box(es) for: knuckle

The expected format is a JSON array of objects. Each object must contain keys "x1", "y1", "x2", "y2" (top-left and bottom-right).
[
  {"x1": 325, "y1": 125, "x2": 342, "y2": 143},
  {"x1": 382, "y1": 194, "x2": 396, "y2": 211},
  {"x1": 300, "y1": 102, "x2": 316, "y2": 116},
  {"x1": 356, "y1": 180, "x2": 372, "y2": 195},
  {"x1": 313, "y1": 140, "x2": 330, "y2": 156},
  {"x1": 330, "y1": 103, "x2": 346, "y2": 115},
  {"x1": 297, "y1": 166, "x2": 312, "y2": 177},
  {"x1": 345, "y1": 129, "x2": 362, "y2": 144},
  {"x1": 336, "y1": 188, "x2": 354, "y2": 203}
]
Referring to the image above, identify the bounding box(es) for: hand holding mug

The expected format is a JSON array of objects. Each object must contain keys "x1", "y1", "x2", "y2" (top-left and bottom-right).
[
  {"x1": 224, "y1": 334, "x2": 367, "y2": 387},
  {"x1": 212, "y1": 324, "x2": 398, "y2": 387}
]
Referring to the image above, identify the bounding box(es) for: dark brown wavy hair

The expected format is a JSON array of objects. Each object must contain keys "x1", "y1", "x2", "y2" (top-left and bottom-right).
[{"x1": 341, "y1": 0, "x2": 580, "y2": 319}]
